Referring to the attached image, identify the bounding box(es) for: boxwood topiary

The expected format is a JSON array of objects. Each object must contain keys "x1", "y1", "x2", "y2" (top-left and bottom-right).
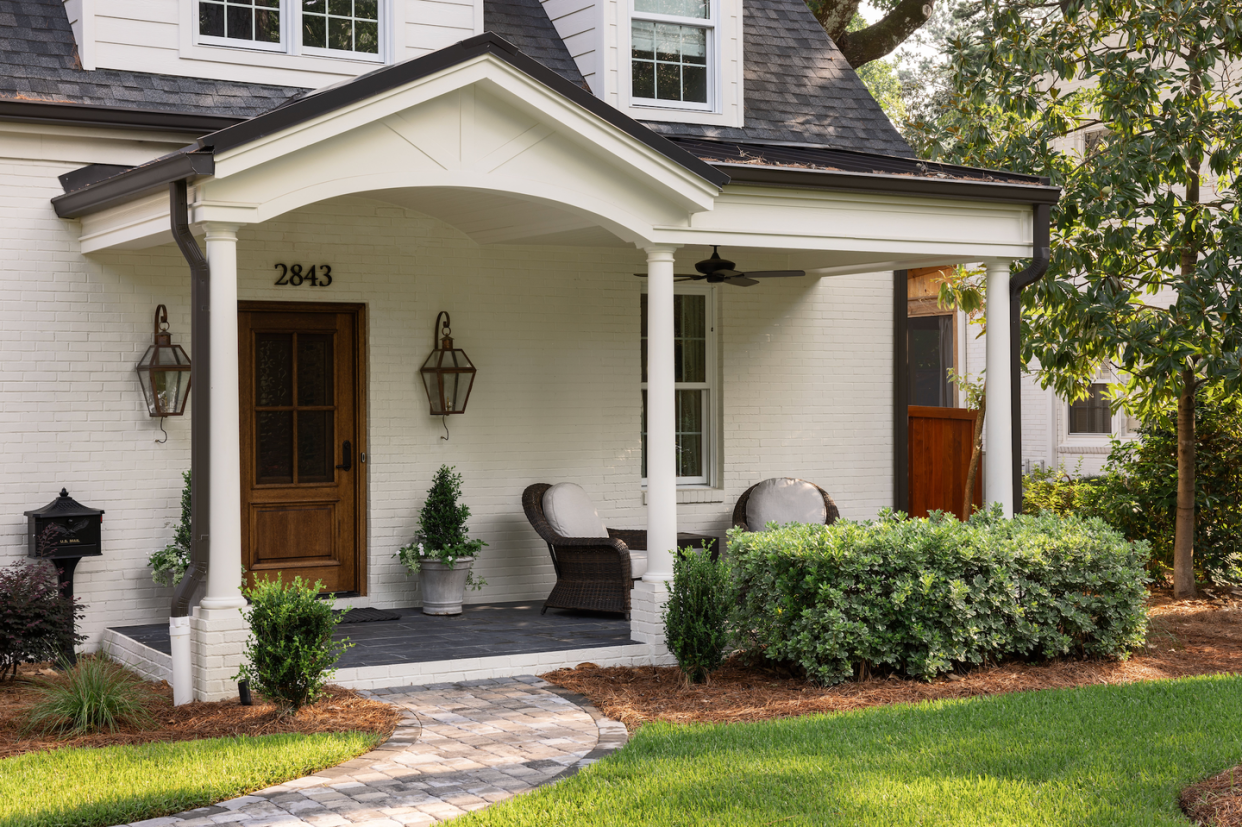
[{"x1": 730, "y1": 507, "x2": 1150, "y2": 685}]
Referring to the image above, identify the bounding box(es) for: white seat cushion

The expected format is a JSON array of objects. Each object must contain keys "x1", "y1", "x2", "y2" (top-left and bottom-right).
[
  {"x1": 542, "y1": 483, "x2": 609, "y2": 539},
  {"x1": 627, "y1": 549, "x2": 648, "y2": 579},
  {"x1": 746, "y1": 478, "x2": 828, "y2": 530}
]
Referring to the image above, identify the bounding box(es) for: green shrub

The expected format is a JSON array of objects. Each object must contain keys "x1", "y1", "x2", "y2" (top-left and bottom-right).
[
  {"x1": 148, "y1": 470, "x2": 191, "y2": 587},
  {"x1": 663, "y1": 545, "x2": 730, "y2": 683},
  {"x1": 1022, "y1": 463, "x2": 1103, "y2": 517},
  {"x1": 0, "y1": 562, "x2": 84, "y2": 680},
  {"x1": 730, "y1": 508, "x2": 1149, "y2": 685},
  {"x1": 24, "y1": 655, "x2": 156, "y2": 735},
  {"x1": 1090, "y1": 396, "x2": 1242, "y2": 585},
  {"x1": 234, "y1": 576, "x2": 351, "y2": 712}
]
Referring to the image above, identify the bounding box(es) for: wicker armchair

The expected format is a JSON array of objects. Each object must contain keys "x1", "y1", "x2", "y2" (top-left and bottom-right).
[
  {"x1": 731, "y1": 478, "x2": 841, "y2": 531},
  {"x1": 522, "y1": 483, "x2": 648, "y2": 619}
]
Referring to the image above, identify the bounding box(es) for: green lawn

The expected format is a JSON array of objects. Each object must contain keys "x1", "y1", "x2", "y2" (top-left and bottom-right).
[
  {"x1": 461, "y1": 674, "x2": 1242, "y2": 826},
  {"x1": 0, "y1": 731, "x2": 380, "y2": 827}
]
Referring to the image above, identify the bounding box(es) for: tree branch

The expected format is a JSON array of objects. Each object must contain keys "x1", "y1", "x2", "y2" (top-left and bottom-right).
[{"x1": 834, "y1": 0, "x2": 935, "y2": 68}]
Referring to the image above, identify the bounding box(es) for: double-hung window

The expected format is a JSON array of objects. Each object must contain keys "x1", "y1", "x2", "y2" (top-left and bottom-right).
[
  {"x1": 198, "y1": 0, "x2": 382, "y2": 59},
  {"x1": 1068, "y1": 383, "x2": 1112, "y2": 434},
  {"x1": 630, "y1": 0, "x2": 714, "y2": 109},
  {"x1": 640, "y1": 288, "x2": 714, "y2": 486}
]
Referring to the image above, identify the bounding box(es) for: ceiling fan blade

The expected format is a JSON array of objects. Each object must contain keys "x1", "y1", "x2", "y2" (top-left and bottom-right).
[
  {"x1": 742, "y1": 270, "x2": 806, "y2": 278},
  {"x1": 724, "y1": 276, "x2": 759, "y2": 287},
  {"x1": 713, "y1": 269, "x2": 742, "y2": 278}
]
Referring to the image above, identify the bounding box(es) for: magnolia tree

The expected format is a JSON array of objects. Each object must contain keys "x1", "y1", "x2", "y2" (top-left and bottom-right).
[{"x1": 908, "y1": 0, "x2": 1242, "y2": 597}]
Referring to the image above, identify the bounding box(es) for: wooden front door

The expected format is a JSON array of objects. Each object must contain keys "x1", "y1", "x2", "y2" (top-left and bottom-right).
[
  {"x1": 908, "y1": 405, "x2": 983, "y2": 521},
  {"x1": 239, "y1": 303, "x2": 366, "y2": 594}
]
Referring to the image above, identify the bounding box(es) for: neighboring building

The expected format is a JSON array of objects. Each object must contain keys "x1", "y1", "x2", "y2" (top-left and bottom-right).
[{"x1": 0, "y1": 0, "x2": 1056, "y2": 699}]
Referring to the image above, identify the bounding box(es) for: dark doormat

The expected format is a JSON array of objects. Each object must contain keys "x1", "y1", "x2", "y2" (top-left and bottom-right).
[{"x1": 336, "y1": 607, "x2": 401, "y2": 624}]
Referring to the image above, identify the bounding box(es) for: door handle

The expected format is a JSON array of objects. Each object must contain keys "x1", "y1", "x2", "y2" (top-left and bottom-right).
[{"x1": 336, "y1": 440, "x2": 352, "y2": 472}]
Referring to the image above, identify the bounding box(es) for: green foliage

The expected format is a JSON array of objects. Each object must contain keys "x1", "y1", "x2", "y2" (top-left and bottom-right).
[
  {"x1": 395, "y1": 465, "x2": 487, "y2": 588},
  {"x1": 24, "y1": 656, "x2": 155, "y2": 735},
  {"x1": 729, "y1": 508, "x2": 1149, "y2": 685},
  {"x1": 0, "y1": 562, "x2": 84, "y2": 680},
  {"x1": 234, "y1": 576, "x2": 350, "y2": 712},
  {"x1": 148, "y1": 471, "x2": 191, "y2": 587},
  {"x1": 1021, "y1": 463, "x2": 1102, "y2": 518},
  {"x1": 907, "y1": 0, "x2": 1242, "y2": 418},
  {"x1": 662, "y1": 545, "x2": 730, "y2": 683},
  {"x1": 1090, "y1": 396, "x2": 1242, "y2": 585},
  {"x1": 456, "y1": 674, "x2": 1242, "y2": 827},
  {"x1": 0, "y1": 731, "x2": 379, "y2": 827}
]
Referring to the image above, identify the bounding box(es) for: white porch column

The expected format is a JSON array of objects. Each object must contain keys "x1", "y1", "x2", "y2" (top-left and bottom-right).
[
  {"x1": 191, "y1": 222, "x2": 248, "y2": 701},
  {"x1": 644, "y1": 245, "x2": 679, "y2": 579},
  {"x1": 984, "y1": 259, "x2": 1014, "y2": 516},
  {"x1": 630, "y1": 245, "x2": 679, "y2": 660}
]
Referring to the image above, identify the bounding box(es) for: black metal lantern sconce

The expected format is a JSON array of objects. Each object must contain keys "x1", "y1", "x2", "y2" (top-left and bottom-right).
[
  {"x1": 135, "y1": 305, "x2": 191, "y2": 442},
  {"x1": 420, "y1": 312, "x2": 477, "y2": 423}
]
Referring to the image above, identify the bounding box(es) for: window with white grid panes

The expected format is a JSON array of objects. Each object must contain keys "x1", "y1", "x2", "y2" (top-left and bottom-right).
[
  {"x1": 640, "y1": 287, "x2": 714, "y2": 486},
  {"x1": 630, "y1": 0, "x2": 714, "y2": 110},
  {"x1": 196, "y1": 0, "x2": 383, "y2": 59}
]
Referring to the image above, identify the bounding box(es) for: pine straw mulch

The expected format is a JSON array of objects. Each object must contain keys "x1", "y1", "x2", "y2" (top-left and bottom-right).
[
  {"x1": 544, "y1": 589, "x2": 1242, "y2": 731},
  {"x1": 0, "y1": 664, "x2": 401, "y2": 760}
]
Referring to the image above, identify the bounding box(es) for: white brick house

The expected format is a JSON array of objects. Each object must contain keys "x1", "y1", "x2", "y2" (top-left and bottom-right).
[{"x1": 1, "y1": 0, "x2": 1057, "y2": 699}]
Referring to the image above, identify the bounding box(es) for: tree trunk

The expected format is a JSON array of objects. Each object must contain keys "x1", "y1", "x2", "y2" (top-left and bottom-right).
[
  {"x1": 963, "y1": 390, "x2": 985, "y2": 520},
  {"x1": 817, "y1": 0, "x2": 936, "y2": 68},
  {"x1": 1172, "y1": 53, "x2": 1202, "y2": 600},
  {"x1": 1173, "y1": 369, "x2": 1197, "y2": 598}
]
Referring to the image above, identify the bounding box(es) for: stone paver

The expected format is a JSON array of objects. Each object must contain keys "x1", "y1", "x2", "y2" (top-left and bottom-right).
[{"x1": 115, "y1": 678, "x2": 627, "y2": 827}]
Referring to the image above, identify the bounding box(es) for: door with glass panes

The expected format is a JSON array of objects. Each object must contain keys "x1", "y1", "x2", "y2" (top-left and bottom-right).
[{"x1": 238, "y1": 303, "x2": 365, "y2": 594}]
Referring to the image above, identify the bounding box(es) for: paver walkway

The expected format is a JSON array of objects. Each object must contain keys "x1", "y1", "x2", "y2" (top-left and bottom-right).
[{"x1": 124, "y1": 676, "x2": 627, "y2": 827}]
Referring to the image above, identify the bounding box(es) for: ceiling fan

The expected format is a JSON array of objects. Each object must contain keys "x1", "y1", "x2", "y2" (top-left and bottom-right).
[{"x1": 634, "y1": 247, "x2": 806, "y2": 287}]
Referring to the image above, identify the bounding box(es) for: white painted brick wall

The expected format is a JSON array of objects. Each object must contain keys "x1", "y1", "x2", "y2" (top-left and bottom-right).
[{"x1": 0, "y1": 143, "x2": 897, "y2": 650}]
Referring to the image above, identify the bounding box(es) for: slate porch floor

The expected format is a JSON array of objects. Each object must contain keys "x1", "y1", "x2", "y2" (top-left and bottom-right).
[{"x1": 109, "y1": 601, "x2": 638, "y2": 668}]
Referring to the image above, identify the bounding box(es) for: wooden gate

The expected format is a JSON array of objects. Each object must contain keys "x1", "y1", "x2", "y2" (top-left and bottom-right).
[{"x1": 908, "y1": 405, "x2": 983, "y2": 520}]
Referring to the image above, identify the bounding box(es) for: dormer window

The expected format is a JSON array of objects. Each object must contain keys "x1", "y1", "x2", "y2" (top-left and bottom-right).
[
  {"x1": 631, "y1": 0, "x2": 714, "y2": 110},
  {"x1": 196, "y1": 0, "x2": 383, "y2": 59}
]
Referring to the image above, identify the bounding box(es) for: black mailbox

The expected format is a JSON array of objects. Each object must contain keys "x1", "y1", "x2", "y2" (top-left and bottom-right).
[{"x1": 26, "y1": 489, "x2": 104, "y2": 560}]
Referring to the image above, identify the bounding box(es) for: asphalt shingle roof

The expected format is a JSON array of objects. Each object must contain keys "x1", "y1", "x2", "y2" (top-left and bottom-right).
[
  {"x1": 640, "y1": 0, "x2": 913, "y2": 156},
  {"x1": 483, "y1": 0, "x2": 588, "y2": 88},
  {"x1": 0, "y1": 0, "x2": 304, "y2": 118},
  {"x1": 1, "y1": 0, "x2": 910, "y2": 159}
]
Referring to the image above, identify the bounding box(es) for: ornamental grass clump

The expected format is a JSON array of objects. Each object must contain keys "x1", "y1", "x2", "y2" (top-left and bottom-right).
[
  {"x1": 730, "y1": 507, "x2": 1150, "y2": 685},
  {"x1": 24, "y1": 655, "x2": 156, "y2": 735},
  {"x1": 234, "y1": 575, "x2": 351, "y2": 713},
  {"x1": 0, "y1": 561, "x2": 84, "y2": 681},
  {"x1": 663, "y1": 544, "x2": 731, "y2": 684}
]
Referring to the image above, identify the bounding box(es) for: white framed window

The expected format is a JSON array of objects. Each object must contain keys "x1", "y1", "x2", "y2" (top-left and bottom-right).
[
  {"x1": 196, "y1": 0, "x2": 383, "y2": 61},
  {"x1": 640, "y1": 285, "x2": 716, "y2": 486},
  {"x1": 629, "y1": 0, "x2": 716, "y2": 112}
]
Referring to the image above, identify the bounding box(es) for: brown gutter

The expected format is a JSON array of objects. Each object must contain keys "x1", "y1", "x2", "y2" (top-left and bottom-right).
[
  {"x1": 0, "y1": 99, "x2": 243, "y2": 135},
  {"x1": 53, "y1": 151, "x2": 214, "y2": 219}
]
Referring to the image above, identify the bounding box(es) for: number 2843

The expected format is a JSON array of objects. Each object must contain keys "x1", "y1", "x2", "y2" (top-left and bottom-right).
[{"x1": 274, "y1": 264, "x2": 333, "y2": 287}]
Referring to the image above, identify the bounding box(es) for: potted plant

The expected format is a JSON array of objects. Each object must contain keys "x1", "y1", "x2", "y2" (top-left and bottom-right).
[
  {"x1": 148, "y1": 471, "x2": 191, "y2": 587},
  {"x1": 396, "y1": 465, "x2": 487, "y2": 615}
]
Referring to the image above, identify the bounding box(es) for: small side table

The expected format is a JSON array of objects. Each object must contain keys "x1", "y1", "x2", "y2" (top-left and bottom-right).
[{"x1": 676, "y1": 532, "x2": 721, "y2": 561}]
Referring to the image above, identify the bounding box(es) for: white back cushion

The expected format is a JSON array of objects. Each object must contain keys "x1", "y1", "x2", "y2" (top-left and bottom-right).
[
  {"x1": 543, "y1": 483, "x2": 610, "y2": 539},
  {"x1": 746, "y1": 478, "x2": 828, "y2": 530},
  {"x1": 628, "y1": 549, "x2": 648, "y2": 579}
]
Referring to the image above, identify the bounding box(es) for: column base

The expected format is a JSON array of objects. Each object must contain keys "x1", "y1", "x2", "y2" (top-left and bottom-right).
[
  {"x1": 630, "y1": 580, "x2": 671, "y2": 660},
  {"x1": 189, "y1": 605, "x2": 248, "y2": 701}
]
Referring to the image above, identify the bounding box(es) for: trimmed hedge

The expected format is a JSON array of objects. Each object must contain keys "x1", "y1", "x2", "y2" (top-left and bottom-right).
[{"x1": 730, "y1": 508, "x2": 1149, "y2": 685}]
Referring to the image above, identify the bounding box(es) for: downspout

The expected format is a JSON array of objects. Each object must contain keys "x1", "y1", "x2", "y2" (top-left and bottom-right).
[
  {"x1": 1009, "y1": 202, "x2": 1052, "y2": 514},
  {"x1": 169, "y1": 178, "x2": 210, "y2": 705}
]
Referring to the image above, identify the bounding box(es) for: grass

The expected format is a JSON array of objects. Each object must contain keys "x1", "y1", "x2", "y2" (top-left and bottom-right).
[
  {"x1": 459, "y1": 673, "x2": 1242, "y2": 826},
  {"x1": 0, "y1": 731, "x2": 380, "y2": 827}
]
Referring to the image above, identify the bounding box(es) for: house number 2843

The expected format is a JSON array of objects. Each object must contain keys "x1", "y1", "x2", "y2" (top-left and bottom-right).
[{"x1": 274, "y1": 263, "x2": 333, "y2": 287}]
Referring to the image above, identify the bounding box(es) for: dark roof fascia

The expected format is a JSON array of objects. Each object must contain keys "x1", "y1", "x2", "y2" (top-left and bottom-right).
[
  {"x1": 719, "y1": 163, "x2": 1061, "y2": 206},
  {"x1": 53, "y1": 151, "x2": 214, "y2": 218},
  {"x1": 0, "y1": 99, "x2": 245, "y2": 135},
  {"x1": 195, "y1": 33, "x2": 730, "y2": 189}
]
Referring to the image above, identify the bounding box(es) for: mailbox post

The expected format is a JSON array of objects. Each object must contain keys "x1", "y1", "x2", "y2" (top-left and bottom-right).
[{"x1": 25, "y1": 489, "x2": 103, "y2": 604}]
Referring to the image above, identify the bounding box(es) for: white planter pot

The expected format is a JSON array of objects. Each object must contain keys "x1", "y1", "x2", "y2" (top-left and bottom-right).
[{"x1": 419, "y1": 557, "x2": 474, "y2": 615}]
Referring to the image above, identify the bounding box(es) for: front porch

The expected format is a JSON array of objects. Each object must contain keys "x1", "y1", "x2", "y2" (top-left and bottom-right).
[{"x1": 104, "y1": 603, "x2": 662, "y2": 691}]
